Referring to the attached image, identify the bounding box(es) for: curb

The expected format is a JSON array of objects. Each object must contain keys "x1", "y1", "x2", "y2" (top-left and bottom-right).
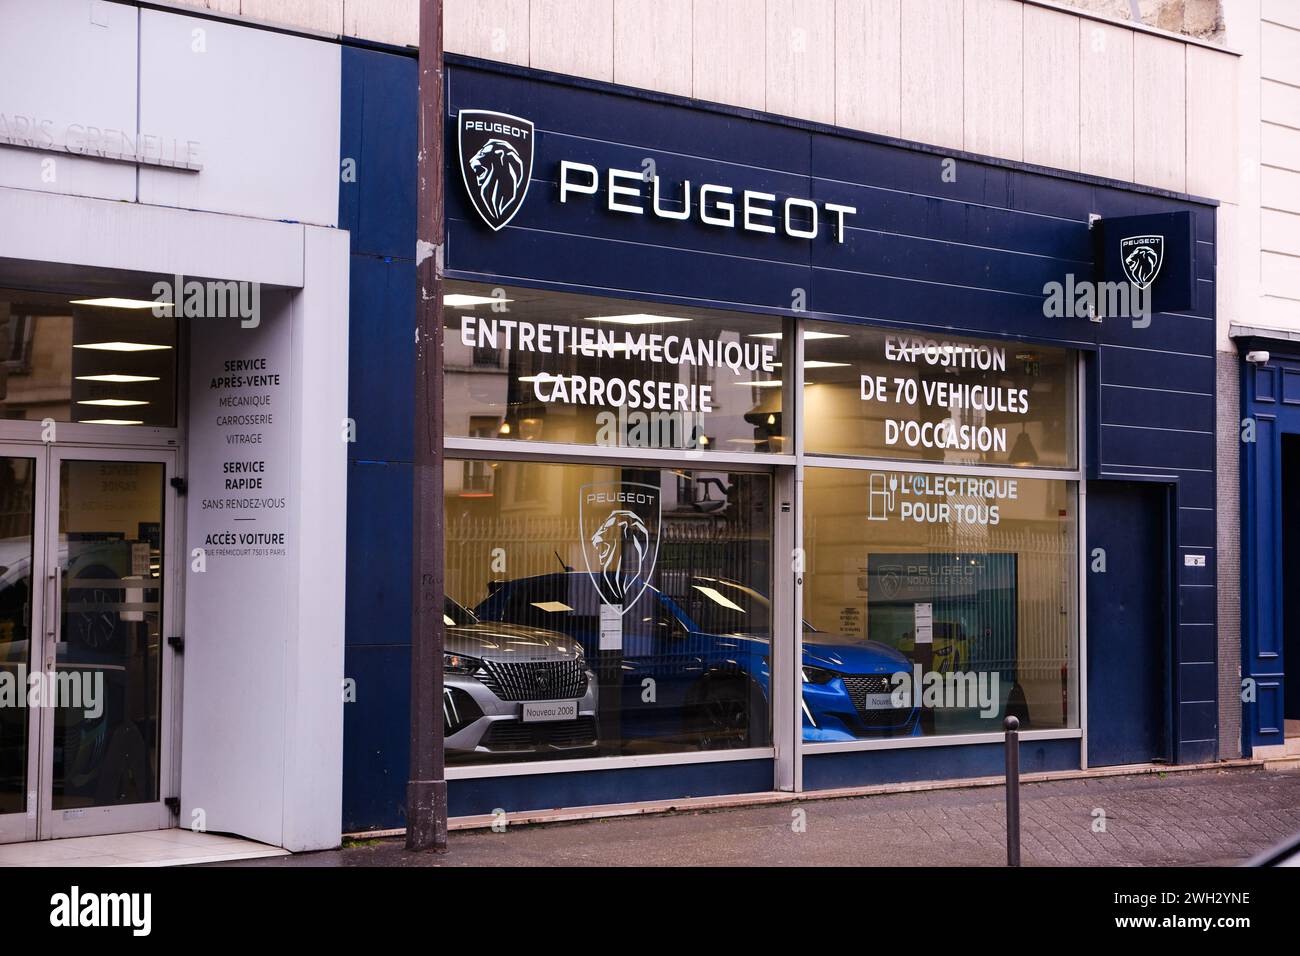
[{"x1": 344, "y1": 757, "x2": 1268, "y2": 839}]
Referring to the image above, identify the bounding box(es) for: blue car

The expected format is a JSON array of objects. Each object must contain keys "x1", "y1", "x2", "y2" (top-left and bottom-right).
[{"x1": 473, "y1": 572, "x2": 919, "y2": 749}]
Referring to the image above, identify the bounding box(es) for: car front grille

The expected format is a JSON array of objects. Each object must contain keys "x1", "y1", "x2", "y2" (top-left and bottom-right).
[
  {"x1": 443, "y1": 687, "x2": 484, "y2": 736},
  {"x1": 478, "y1": 659, "x2": 588, "y2": 702},
  {"x1": 482, "y1": 716, "x2": 598, "y2": 752},
  {"x1": 841, "y1": 674, "x2": 911, "y2": 726}
]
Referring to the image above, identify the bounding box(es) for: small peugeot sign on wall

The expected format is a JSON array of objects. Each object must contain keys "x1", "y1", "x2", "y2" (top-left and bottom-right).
[
  {"x1": 457, "y1": 109, "x2": 534, "y2": 231},
  {"x1": 1119, "y1": 234, "x2": 1165, "y2": 290},
  {"x1": 1095, "y1": 211, "x2": 1195, "y2": 313}
]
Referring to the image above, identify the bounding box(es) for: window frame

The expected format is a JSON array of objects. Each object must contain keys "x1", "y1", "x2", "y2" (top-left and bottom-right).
[
  {"x1": 441, "y1": 446, "x2": 781, "y2": 782},
  {"x1": 794, "y1": 346, "x2": 1087, "y2": 759},
  {"x1": 440, "y1": 287, "x2": 1088, "y2": 782}
]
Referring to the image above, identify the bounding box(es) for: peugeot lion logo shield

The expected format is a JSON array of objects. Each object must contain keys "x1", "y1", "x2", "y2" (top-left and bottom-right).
[
  {"x1": 1119, "y1": 234, "x2": 1165, "y2": 290},
  {"x1": 877, "y1": 564, "x2": 903, "y2": 600},
  {"x1": 457, "y1": 109, "x2": 534, "y2": 231},
  {"x1": 579, "y1": 481, "x2": 661, "y2": 614}
]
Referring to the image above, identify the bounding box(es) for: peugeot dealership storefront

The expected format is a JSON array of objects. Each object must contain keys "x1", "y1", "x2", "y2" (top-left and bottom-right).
[
  {"x1": 0, "y1": 5, "x2": 1226, "y2": 852},
  {"x1": 341, "y1": 49, "x2": 1222, "y2": 830},
  {"x1": 0, "y1": 1, "x2": 1227, "y2": 850}
]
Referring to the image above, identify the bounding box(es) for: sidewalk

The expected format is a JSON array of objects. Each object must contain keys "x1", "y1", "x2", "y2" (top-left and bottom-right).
[{"x1": 226, "y1": 763, "x2": 1300, "y2": 867}]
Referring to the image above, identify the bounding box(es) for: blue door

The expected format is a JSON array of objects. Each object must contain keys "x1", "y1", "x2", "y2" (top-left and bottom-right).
[
  {"x1": 1241, "y1": 355, "x2": 1300, "y2": 752},
  {"x1": 1086, "y1": 481, "x2": 1172, "y2": 766},
  {"x1": 1282, "y1": 437, "x2": 1300, "y2": 736}
]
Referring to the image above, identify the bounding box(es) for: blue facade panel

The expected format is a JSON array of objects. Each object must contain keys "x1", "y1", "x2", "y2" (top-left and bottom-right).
[
  {"x1": 803, "y1": 740, "x2": 1080, "y2": 790},
  {"x1": 340, "y1": 45, "x2": 421, "y2": 831},
  {"x1": 340, "y1": 45, "x2": 418, "y2": 261},
  {"x1": 340, "y1": 51, "x2": 1221, "y2": 830},
  {"x1": 343, "y1": 642, "x2": 411, "y2": 832},
  {"x1": 449, "y1": 760, "x2": 775, "y2": 819}
]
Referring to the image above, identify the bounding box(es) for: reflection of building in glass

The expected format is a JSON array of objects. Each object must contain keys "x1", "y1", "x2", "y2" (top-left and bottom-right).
[
  {"x1": 442, "y1": 281, "x2": 785, "y2": 452},
  {"x1": 0, "y1": 290, "x2": 177, "y2": 427},
  {"x1": 802, "y1": 324, "x2": 1076, "y2": 471},
  {"x1": 442, "y1": 459, "x2": 775, "y2": 761},
  {"x1": 806, "y1": 468, "x2": 1077, "y2": 734}
]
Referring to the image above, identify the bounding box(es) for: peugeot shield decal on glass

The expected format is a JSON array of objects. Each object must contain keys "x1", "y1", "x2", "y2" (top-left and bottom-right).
[{"x1": 579, "y1": 481, "x2": 661, "y2": 613}]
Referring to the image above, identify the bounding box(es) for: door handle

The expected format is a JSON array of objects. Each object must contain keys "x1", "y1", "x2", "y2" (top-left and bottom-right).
[
  {"x1": 45, "y1": 567, "x2": 61, "y2": 667},
  {"x1": 45, "y1": 570, "x2": 55, "y2": 638}
]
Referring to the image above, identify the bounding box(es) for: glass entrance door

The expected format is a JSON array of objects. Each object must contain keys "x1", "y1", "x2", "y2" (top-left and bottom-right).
[
  {"x1": 0, "y1": 447, "x2": 44, "y2": 843},
  {"x1": 0, "y1": 445, "x2": 176, "y2": 843}
]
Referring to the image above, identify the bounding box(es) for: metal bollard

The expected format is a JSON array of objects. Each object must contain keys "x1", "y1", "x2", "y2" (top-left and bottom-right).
[{"x1": 1004, "y1": 715, "x2": 1021, "y2": 867}]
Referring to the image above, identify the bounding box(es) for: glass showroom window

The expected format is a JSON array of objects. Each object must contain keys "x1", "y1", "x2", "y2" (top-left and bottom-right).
[
  {"x1": 803, "y1": 469, "x2": 1078, "y2": 738},
  {"x1": 440, "y1": 285, "x2": 791, "y2": 769},
  {"x1": 802, "y1": 323, "x2": 1076, "y2": 469},
  {"x1": 441, "y1": 459, "x2": 774, "y2": 764},
  {"x1": 443, "y1": 281, "x2": 786, "y2": 454},
  {"x1": 799, "y1": 321, "x2": 1080, "y2": 743},
  {"x1": 0, "y1": 287, "x2": 178, "y2": 427}
]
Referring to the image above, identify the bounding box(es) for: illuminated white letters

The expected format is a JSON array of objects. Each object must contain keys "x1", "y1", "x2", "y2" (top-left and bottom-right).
[
  {"x1": 742, "y1": 191, "x2": 777, "y2": 234},
  {"x1": 653, "y1": 177, "x2": 691, "y2": 220},
  {"x1": 607, "y1": 167, "x2": 644, "y2": 214},
  {"x1": 559, "y1": 161, "x2": 856, "y2": 242},
  {"x1": 784, "y1": 197, "x2": 820, "y2": 239},
  {"x1": 559, "y1": 160, "x2": 599, "y2": 203},
  {"x1": 699, "y1": 183, "x2": 735, "y2": 227}
]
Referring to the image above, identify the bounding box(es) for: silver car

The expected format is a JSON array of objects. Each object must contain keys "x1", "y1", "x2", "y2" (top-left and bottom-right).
[{"x1": 442, "y1": 599, "x2": 598, "y2": 759}]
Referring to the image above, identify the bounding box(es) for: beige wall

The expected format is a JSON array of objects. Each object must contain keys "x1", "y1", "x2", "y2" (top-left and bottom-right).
[
  {"x1": 163, "y1": 1, "x2": 1238, "y2": 198},
  {"x1": 1204, "y1": 0, "x2": 1300, "y2": 349},
  {"x1": 165, "y1": 0, "x2": 414, "y2": 43},
  {"x1": 467, "y1": 0, "x2": 1238, "y2": 202},
  {"x1": 1253, "y1": 0, "x2": 1300, "y2": 335}
]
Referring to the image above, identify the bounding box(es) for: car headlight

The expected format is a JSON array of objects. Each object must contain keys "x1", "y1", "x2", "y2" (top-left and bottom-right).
[
  {"x1": 801, "y1": 665, "x2": 837, "y2": 685},
  {"x1": 443, "y1": 652, "x2": 482, "y2": 675}
]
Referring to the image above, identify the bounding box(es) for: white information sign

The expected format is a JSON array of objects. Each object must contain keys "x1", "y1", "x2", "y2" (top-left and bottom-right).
[
  {"x1": 189, "y1": 316, "x2": 291, "y2": 566},
  {"x1": 600, "y1": 603, "x2": 624, "y2": 651},
  {"x1": 914, "y1": 602, "x2": 934, "y2": 645}
]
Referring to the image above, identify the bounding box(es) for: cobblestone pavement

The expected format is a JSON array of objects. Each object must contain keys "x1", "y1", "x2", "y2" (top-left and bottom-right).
[{"x1": 227, "y1": 764, "x2": 1300, "y2": 867}]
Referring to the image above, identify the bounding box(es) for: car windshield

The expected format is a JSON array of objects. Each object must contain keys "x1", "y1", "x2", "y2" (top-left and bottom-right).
[
  {"x1": 443, "y1": 598, "x2": 479, "y2": 627},
  {"x1": 663, "y1": 577, "x2": 821, "y2": 636},
  {"x1": 664, "y1": 577, "x2": 767, "y2": 636}
]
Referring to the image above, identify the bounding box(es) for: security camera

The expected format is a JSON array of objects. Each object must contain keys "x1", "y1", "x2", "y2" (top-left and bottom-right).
[{"x1": 1246, "y1": 350, "x2": 1270, "y2": 364}]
